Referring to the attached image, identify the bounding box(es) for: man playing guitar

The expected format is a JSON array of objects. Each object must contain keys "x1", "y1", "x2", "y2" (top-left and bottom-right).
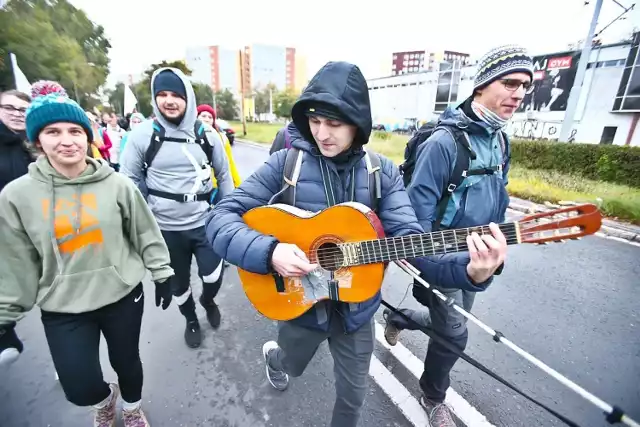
[{"x1": 205, "y1": 61, "x2": 507, "y2": 427}]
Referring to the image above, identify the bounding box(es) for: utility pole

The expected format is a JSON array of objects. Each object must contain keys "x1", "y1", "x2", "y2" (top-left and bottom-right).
[
  {"x1": 559, "y1": 0, "x2": 604, "y2": 142},
  {"x1": 238, "y1": 49, "x2": 247, "y2": 136}
]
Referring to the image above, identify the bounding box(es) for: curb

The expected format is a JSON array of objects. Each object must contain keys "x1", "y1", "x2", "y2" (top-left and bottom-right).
[{"x1": 235, "y1": 139, "x2": 640, "y2": 244}]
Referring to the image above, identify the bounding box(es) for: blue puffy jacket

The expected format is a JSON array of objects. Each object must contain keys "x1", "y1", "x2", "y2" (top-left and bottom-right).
[{"x1": 205, "y1": 62, "x2": 478, "y2": 333}]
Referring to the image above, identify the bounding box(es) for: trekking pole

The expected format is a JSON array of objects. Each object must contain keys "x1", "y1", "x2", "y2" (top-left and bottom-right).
[{"x1": 393, "y1": 260, "x2": 640, "y2": 427}]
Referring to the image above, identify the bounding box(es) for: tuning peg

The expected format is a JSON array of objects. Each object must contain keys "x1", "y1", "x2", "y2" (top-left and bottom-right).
[
  {"x1": 571, "y1": 237, "x2": 582, "y2": 240},
  {"x1": 536, "y1": 242, "x2": 549, "y2": 246}
]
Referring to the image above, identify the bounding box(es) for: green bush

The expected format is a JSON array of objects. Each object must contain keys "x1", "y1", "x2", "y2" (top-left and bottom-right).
[{"x1": 510, "y1": 140, "x2": 640, "y2": 188}]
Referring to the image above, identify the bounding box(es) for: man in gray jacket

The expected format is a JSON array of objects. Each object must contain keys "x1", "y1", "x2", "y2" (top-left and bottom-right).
[{"x1": 120, "y1": 68, "x2": 233, "y2": 348}]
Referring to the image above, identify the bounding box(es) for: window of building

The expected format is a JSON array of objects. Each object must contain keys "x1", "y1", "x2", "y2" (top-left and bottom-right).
[
  {"x1": 434, "y1": 62, "x2": 461, "y2": 112},
  {"x1": 613, "y1": 32, "x2": 640, "y2": 112},
  {"x1": 600, "y1": 126, "x2": 617, "y2": 144}
]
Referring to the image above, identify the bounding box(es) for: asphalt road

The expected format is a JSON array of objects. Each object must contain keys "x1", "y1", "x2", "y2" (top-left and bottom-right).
[{"x1": 1, "y1": 142, "x2": 638, "y2": 427}]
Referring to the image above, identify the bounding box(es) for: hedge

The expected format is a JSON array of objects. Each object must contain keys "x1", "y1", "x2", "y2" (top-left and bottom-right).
[{"x1": 510, "y1": 140, "x2": 640, "y2": 188}]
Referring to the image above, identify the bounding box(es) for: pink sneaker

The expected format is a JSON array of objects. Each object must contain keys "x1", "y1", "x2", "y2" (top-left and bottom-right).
[
  {"x1": 93, "y1": 383, "x2": 119, "y2": 427},
  {"x1": 123, "y1": 405, "x2": 151, "y2": 427}
]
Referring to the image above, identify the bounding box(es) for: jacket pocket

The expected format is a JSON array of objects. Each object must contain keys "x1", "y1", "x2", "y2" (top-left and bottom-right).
[{"x1": 38, "y1": 266, "x2": 133, "y2": 313}]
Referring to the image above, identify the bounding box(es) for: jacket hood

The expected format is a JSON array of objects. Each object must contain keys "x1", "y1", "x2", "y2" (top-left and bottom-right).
[
  {"x1": 29, "y1": 155, "x2": 114, "y2": 185},
  {"x1": 150, "y1": 67, "x2": 197, "y2": 132},
  {"x1": 291, "y1": 61, "x2": 372, "y2": 146}
]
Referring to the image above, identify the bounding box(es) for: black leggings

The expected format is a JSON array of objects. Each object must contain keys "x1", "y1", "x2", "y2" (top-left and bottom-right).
[{"x1": 41, "y1": 284, "x2": 145, "y2": 406}]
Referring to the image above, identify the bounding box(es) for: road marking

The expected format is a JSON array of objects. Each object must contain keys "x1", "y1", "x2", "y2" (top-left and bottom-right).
[
  {"x1": 373, "y1": 321, "x2": 496, "y2": 427},
  {"x1": 369, "y1": 355, "x2": 429, "y2": 426}
]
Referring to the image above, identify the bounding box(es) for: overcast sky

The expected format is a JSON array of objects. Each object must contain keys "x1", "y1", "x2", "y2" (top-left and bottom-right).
[{"x1": 69, "y1": 0, "x2": 639, "y2": 88}]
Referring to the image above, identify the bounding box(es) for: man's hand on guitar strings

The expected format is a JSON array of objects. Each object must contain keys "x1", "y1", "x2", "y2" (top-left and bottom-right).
[
  {"x1": 466, "y1": 222, "x2": 508, "y2": 284},
  {"x1": 271, "y1": 243, "x2": 319, "y2": 278}
]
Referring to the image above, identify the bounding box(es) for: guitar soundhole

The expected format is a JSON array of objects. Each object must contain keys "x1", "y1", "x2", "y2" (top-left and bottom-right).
[{"x1": 316, "y1": 242, "x2": 344, "y2": 272}]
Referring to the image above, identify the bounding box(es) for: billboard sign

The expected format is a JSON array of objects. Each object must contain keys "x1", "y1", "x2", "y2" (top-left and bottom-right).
[{"x1": 518, "y1": 51, "x2": 581, "y2": 113}]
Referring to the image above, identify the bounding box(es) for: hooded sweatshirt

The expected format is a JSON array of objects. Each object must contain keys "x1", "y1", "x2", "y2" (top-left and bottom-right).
[
  {"x1": 120, "y1": 68, "x2": 233, "y2": 231},
  {"x1": 0, "y1": 156, "x2": 174, "y2": 325}
]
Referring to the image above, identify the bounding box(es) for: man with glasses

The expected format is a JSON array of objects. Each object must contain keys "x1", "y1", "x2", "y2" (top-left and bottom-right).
[
  {"x1": 0, "y1": 90, "x2": 32, "y2": 193},
  {"x1": 383, "y1": 45, "x2": 533, "y2": 426}
]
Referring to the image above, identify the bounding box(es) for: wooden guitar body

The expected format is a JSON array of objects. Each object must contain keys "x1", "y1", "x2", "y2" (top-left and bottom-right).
[
  {"x1": 237, "y1": 201, "x2": 602, "y2": 322},
  {"x1": 238, "y1": 202, "x2": 386, "y2": 321}
]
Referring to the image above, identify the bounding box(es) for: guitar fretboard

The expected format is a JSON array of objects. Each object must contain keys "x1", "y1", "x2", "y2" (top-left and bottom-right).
[{"x1": 346, "y1": 223, "x2": 519, "y2": 266}]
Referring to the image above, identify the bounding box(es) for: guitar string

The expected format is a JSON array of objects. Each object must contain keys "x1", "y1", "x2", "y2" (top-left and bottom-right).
[
  {"x1": 310, "y1": 227, "x2": 519, "y2": 257},
  {"x1": 307, "y1": 219, "x2": 577, "y2": 259},
  {"x1": 311, "y1": 236, "x2": 539, "y2": 267},
  {"x1": 308, "y1": 228, "x2": 526, "y2": 259},
  {"x1": 310, "y1": 231, "x2": 573, "y2": 270}
]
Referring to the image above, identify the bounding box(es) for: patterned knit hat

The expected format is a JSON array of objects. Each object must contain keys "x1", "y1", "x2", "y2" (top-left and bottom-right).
[
  {"x1": 474, "y1": 45, "x2": 534, "y2": 91},
  {"x1": 25, "y1": 81, "x2": 93, "y2": 142}
]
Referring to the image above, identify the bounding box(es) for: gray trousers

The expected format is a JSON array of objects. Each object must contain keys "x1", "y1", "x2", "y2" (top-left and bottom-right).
[{"x1": 268, "y1": 315, "x2": 374, "y2": 427}]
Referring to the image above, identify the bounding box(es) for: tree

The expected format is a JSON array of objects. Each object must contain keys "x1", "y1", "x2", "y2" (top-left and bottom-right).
[
  {"x1": 274, "y1": 88, "x2": 299, "y2": 119},
  {"x1": 0, "y1": 0, "x2": 111, "y2": 108},
  {"x1": 215, "y1": 89, "x2": 238, "y2": 120},
  {"x1": 254, "y1": 83, "x2": 277, "y2": 115},
  {"x1": 192, "y1": 83, "x2": 214, "y2": 106},
  {"x1": 142, "y1": 60, "x2": 191, "y2": 83},
  {"x1": 105, "y1": 82, "x2": 125, "y2": 116}
]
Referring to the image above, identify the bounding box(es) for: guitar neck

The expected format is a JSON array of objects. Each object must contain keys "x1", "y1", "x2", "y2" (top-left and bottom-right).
[{"x1": 347, "y1": 222, "x2": 520, "y2": 266}]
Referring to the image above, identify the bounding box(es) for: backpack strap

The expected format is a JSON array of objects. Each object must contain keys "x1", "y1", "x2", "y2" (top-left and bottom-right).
[
  {"x1": 432, "y1": 126, "x2": 475, "y2": 231},
  {"x1": 284, "y1": 127, "x2": 291, "y2": 148},
  {"x1": 363, "y1": 148, "x2": 382, "y2": 213},
  {"x1": 432, "y1": 127, "x2": 506, "y2": 230},
  {"x1": 194, "y1": 120, "x2": 213, "y2": 165},
  {"x1": 143, "y1": 120, "x2": 166, "y2": 177},
  {"x1": 278, "y1": 147, "x2": 304, "y2": 206}
]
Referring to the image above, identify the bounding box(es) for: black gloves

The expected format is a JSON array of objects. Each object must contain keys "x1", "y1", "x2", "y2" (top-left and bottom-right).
[
  {"x1": 154, "y1": 277, "x2": 173, "y2": 310},
  {"x1": 0, "y1": 323, "x2": 23, "y2": 367}
]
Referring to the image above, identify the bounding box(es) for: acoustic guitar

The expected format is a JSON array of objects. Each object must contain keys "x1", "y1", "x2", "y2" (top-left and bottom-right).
[{"x1": 238, "y1": 202, "x2": 602, "y2": 321}]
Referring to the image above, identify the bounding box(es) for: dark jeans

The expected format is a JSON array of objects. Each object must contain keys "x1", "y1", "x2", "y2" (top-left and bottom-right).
[
  {"x1": 161, "y1": 226, "x2": 223, "y2": 321},
  {"x1": 41, "y1": 284, "x2": 145, "y2": 406},
  {"x1": 387, "y1": 287, "x2": 475, "y2": 403}
]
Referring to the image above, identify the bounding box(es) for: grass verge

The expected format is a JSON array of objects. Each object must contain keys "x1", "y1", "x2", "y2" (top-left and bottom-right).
[{"x1": 230, "y1": 121, "x2": 640, "y2": 224}]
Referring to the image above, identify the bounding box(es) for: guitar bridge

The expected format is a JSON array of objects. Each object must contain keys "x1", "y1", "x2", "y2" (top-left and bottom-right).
[{"x1": 340, "y1": 242, "x2": 361, "y2": 267}]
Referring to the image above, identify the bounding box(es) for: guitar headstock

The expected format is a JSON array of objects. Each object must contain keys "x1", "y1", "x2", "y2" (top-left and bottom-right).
[{"x1": 518, "y1": 203, "x2": 602, "y2": 244}]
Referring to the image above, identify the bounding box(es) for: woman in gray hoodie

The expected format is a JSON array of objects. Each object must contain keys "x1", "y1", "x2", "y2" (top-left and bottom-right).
[{"x1": 0, "y1": 85, "x2": 173, "y2": 427}]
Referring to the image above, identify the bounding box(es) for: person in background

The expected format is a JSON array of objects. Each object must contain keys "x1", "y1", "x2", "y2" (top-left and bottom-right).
[
  {"x1": 119, "y1": 112, "x2": 145, "y2": 156},
  {"x1": 0, "y1": 84, "x2": 174, "y2": 427},
  {"x1": 196, "y1": 104, "x2": 241, "y2": 191},
  {"x1": 85, "y1": 110, "x2": 111, "y2": 161},
  {"x1": 383, "y1": 45, "x2": 530, "y2": 426},
  {"x1": 120, "y1": 68, "x2": 233, "y2": 348},
  {"x1": 205, "y1": 61, "x2": 508, "y2": 427},
  {"x1": 101, "y1": 110, "x2": 126, "y2": 171},
  {"x1": 0, "y1": 89, "x2": 32, "y2": 193}
]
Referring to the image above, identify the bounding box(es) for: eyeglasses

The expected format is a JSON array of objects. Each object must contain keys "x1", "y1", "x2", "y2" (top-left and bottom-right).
[
  {"x1": 0, "y1": 104, "x2": 28, "y2": 115},
  {"x1": 500, "y1": 79, "x2": 534, "y2": 94}
]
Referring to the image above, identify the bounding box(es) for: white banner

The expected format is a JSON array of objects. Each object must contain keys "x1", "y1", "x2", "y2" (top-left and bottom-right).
[{"x1": 9, "y1": 53, "x2": 31, "y2": 94}]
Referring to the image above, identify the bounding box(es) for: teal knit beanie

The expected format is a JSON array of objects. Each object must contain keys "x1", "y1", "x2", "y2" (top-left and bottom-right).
[{"x1": 25, "y1": 85, "x2": 93, "y2": 143}]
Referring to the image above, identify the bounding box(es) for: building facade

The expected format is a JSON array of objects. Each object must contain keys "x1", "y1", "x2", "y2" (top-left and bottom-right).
[
  {"x1": 391, "y1": 50, "x2": 470, "y2": 76},
  {"x1": 373, "y1": 38, "x2": 640, "y2": 146},
  {"x1": 186, "y1": 44, "x2": 308, "y2": 94}
]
